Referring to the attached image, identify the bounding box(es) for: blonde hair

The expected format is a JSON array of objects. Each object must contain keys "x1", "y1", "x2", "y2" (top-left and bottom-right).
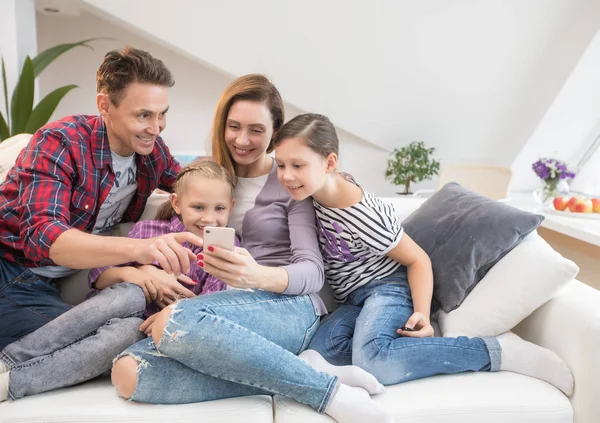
[
  {"x1": 211, "y1": 74, "x2": 284, "y2": 177},
  {"x1": 156, "y1": 159, "x2": 236, "y2": 220}
]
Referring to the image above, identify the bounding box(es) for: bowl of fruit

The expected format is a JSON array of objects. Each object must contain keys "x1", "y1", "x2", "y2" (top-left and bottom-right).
[{"x1": 550, "y1": 196, "x2": 600, "y2": 219}]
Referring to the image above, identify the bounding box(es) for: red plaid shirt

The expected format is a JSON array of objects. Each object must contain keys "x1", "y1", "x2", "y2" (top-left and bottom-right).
[{"x1": 0, "y1": 114, "x2": 181, "y2": 268}]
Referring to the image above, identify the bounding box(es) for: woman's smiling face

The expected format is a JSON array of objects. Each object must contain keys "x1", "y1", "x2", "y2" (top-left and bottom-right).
[{"x1": 224, "y1": 100, "x2": 274, "y2": 170}]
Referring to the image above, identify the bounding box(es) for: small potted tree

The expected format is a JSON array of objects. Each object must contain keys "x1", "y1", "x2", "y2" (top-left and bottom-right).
[{"x1": 385, "y1": 141, "x2": 440, "y2": 195}]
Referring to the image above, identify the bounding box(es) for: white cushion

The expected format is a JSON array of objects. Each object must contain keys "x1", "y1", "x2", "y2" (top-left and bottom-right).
[
  {"x1": 438, "y1": 231, "x2": 578, "y2": 337},
  {"x1": 274, "y1": 371, "x2": 572, "y2": 423},
  {"x1": 380, "y1": 197, "x2": 427, "y2": 222},
  {"x1": 0, "y1": 376, "x2": 273, "y2": 423},
  {"x1": 0, "y1": 133, "x2": 31, "y2": 181}
]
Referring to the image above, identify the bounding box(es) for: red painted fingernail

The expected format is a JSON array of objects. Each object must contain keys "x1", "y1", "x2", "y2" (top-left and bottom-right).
[
  {"x1": 207, "y1": 246, "x2": 214, "y2": 252},
  {"x1": 198, "y1": 261, "x2": 204, "y2": 267},
  {"x1": 197, "y1": 254, "x2": 204, "y2": 260}
]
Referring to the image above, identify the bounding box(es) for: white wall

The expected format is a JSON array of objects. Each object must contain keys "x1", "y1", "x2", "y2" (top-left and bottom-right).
[
  {"x1": 80, "y1": 0, "x2": 600, "y2": 191},
  {"x1": 36, "y1": 10, "x2": 400, "y2": 195},
  {"x1": 512, "y1": 30, "x2": 600, "y2": 193},
  {"x1": 0, "y1": 0, "x2": 38, "y2": 116}
]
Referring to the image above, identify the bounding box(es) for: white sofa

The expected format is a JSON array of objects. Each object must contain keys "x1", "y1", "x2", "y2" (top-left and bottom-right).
[{"x1": 0, "y1": 138, "x2": 599, "y2": 422}]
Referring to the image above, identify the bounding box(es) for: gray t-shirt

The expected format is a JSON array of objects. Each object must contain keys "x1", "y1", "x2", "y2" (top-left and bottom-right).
[
  {"x1": 30, "y1": 151, "x2": 137, "y2": 279},
  {"x1": 93, "y1": 151, "x2": 137, "y2": 234}
]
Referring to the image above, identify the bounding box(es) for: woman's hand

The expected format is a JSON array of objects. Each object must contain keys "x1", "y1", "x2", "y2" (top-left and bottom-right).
[
  {"x1": 397, "y1": 311, "x2": 434, "y2": 338},
  {"x1": 199, "y1": 246, "x2": 267, "y2": 290}
]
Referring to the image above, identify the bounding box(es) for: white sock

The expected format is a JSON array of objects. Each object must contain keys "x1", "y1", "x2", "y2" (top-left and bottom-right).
[
  {"x1": 324, "y1": 383, "x2": 394, "y2": 423},
  {"x1": 498, "y1": 332, "x2": 574, "y2": 396},
  {"x1": 0, "y1": 372, "x2": 9, "y2": 402},
  {"x1": 299, "y1": 349, "x2": 385, "y2": 395},
  {"x1": 0, "y1": 361, "x2": 9, "y2": 374}
]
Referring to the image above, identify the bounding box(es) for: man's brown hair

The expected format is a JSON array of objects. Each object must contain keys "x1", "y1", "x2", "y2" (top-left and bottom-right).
[{"x1": 96, "y1": 46, "x2": 174, "y2": 106}]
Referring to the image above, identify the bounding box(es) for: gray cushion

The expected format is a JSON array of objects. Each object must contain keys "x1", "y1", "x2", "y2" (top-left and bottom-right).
[{"x1": 402, "y1": 183, "x2": 543, "y2": 312}]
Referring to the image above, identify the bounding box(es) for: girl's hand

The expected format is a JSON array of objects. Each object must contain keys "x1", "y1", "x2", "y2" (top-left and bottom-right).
[
  {"x1": 139, "y1": 314, "x2": 159, "y2": 336},
  {"x1": 137, "y1": 265, "x2": 197, "y2": 305},
  {"x1": 199, "y1": 246, "x2": 265, "y2": 290},
  {"x1": 121, "y1": 267, "x2": 163, "y2": 304},
  {"x1": 397, "y1": 312, "x2": 434, "y2": 338}
]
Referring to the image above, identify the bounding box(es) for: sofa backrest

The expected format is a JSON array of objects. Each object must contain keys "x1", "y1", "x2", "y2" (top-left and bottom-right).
[{"x1": 0, "y1": 133, "x2": 32, "y2": 181}]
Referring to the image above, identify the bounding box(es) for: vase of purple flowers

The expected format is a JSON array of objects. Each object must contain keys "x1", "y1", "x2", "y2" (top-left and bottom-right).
[{"x1": 531, "y1": 158, "x2": 576, "y2": 206}]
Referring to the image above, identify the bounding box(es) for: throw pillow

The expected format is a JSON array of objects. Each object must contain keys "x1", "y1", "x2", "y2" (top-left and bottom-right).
[
  {"x1": 438, "y1": 231, "x2": 578, "y2": 337},
  {"x1": 402, "y1": 182, "x2": 544, "y2": 312}
]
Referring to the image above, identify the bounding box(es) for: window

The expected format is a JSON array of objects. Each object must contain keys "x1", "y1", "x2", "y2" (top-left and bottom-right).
[{"x1": 570, "y1": 133, "x2": 600, "y2": 196}]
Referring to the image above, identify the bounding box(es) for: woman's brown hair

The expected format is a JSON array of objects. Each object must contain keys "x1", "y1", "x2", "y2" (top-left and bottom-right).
[
  {"x1": 210, "y1": 74, "x2": 284, "y2": 177},
  {"x1": 156, "y1": 159, "x2": 236, "y2": 220}
]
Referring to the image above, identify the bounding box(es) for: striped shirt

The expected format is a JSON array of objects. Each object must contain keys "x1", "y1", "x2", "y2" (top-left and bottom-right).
[{"x1": 313, "y1": 175, "x2": 403, "y2": 302}]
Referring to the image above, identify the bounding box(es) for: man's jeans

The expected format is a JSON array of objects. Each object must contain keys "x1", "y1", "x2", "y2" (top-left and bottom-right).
[
  {"x1": 0, "y1": 258, "x2": 146, "y2": 399},
  {"x1": 308, "y1": 267, "x2": 502, "y2": 385},
  {"x1": 119, "y1": 289, "x2": 338, "y2": 413}
]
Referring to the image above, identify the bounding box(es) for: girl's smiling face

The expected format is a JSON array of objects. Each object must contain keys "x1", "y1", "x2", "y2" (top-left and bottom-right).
[
  {"x1": 170, "y1": 176, "x2": 234, "y2": 238},
  {"x1": 275, "y1": 137, "x2": 330, "y2": 201}
]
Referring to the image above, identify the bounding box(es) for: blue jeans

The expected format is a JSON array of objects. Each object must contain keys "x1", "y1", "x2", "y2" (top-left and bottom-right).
[
  {"x1": 0, "y1": 258, "x2": 146, "y2": 399},
  {"x1": 308, "y1": 268, "x2": 501, "y2": 385},
  {"x1": 120, "y1": 289, "x2": 338, "y2": 412}
]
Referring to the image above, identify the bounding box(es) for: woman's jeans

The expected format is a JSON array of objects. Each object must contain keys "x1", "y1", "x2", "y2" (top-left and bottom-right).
[
  {"x1": 0, "y1": 258, "x2": 146, "y2": 399},
  {"x1": 308, "y1": 267, "x2": 502, "y2": 385},
  {"x1": 120, "y1": 289, "x2": 338, "y2": 413}
]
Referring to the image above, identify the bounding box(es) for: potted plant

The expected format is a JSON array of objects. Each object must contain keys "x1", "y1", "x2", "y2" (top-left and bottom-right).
[
  {"x1": 0, "y1": 39, "x2": 97, "y2": 142},
  {"x1": 385, "y1": 141, "x2": 440, "y2": 195}
]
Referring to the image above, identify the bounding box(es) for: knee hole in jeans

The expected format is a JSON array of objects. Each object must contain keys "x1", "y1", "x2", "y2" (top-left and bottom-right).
[{"x1": 111, "y1": 355, "x2": 139, "y2": 399}]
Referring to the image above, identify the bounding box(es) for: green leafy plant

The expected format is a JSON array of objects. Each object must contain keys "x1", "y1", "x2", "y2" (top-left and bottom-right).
[
  {"x1": 0, "y1": 39, "x2": 97, "y2": 142},
  {"x1": 385, "y1": 141, "x2": 440, "y2": 194}
]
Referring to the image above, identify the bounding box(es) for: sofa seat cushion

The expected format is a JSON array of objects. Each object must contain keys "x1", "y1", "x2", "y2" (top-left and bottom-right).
[
  {"x1": 274, "y1": 372, "x2": 572, "y2": 423},
  {"x1": 0, "y1": 376, "x2": 274, "y2": 423}
]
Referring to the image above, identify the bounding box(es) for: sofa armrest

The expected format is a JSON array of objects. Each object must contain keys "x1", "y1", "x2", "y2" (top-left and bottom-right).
[{"x1": 513, "y1": 280, "x2": 600, "y2": 423}]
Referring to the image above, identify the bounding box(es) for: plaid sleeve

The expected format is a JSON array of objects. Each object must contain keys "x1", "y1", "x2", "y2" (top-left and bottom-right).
[
  {"x1": 88, "y1": 220, "x2": 157, "y2": 290},
  {"x1": 157, "y1": 140, "x2": 181, "y2": 192},
  {"x1": 87, "y1": 220, "x2": 163, "y2": 288},
  {"x1": 18, "y1": 131, "x2": 77, "y2": 264}
]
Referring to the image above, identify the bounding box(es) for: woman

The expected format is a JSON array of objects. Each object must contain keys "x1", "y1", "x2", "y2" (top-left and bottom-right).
[{"x1": 110, "y1": 75, "x2": 393, "y2": 423}]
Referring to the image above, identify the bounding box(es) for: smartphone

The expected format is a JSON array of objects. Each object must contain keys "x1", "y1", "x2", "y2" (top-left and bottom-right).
[
  {"x1": 203, "y1": 227, "x2": 236, "y2": 251},
  {"x1": 399, "y1": 326, "x2": 416, "y2": 332}
]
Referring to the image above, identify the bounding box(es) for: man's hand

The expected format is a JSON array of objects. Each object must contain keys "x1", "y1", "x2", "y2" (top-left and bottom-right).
[{"x1": 132, "y1": 232, "x2": 203, "y2": 276}]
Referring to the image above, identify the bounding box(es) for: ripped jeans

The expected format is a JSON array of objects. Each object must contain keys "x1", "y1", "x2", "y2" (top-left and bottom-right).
[
  {"x1": 308, "y1": 267, "x2": 501, "y2": 385},
  {"x1": 118, "y1": 289, "x2": 338, "y2": 412}
]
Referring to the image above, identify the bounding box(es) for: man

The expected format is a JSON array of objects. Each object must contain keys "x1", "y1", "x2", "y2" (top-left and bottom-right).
[{"x1": 0, "y1": 47, "x2": 202, "y2": 401}]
